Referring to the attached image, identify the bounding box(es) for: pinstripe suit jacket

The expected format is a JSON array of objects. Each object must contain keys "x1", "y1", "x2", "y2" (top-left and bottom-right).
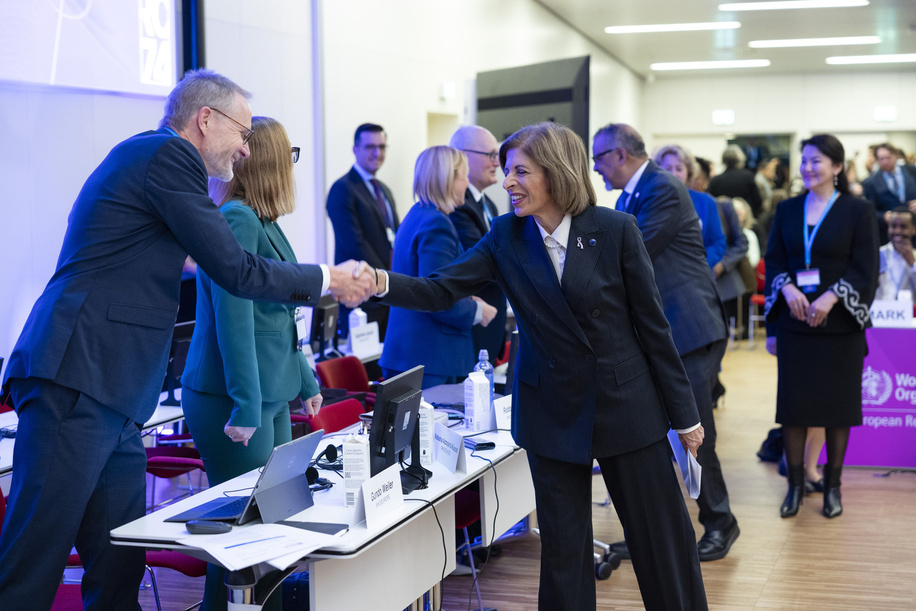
[{"x1": 382, "y1": 205, "x2": 698, "y2": 464}]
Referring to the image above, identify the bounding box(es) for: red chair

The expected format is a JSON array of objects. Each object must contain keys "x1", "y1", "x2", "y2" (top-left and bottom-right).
[
  {"x1": 748, "y1": 259, "x2": 767, "y2": 349},
  {"x1": 64, "y1": 549, "x2": 206, "y2": 611},
  {"x1": 454, "y1": 489, "x2": 486, "y2": 610},
  {"x1": 0, "y1": 495, "x2": 85, "y2": 610},
  {"x1": 316, "y1": 356, "x2": 377, "y2": 408},
  {"x1": 146, "y1": 446, "x2": 206, "y2": 510},
  {"x1": 307, "y1": 398, "x2": 366, "y2": 434}
]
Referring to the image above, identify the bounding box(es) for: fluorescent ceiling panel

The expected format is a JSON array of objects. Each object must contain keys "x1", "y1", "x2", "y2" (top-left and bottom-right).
[
  {"x1": 719, "y1": 1, "x2": 868, "y2": 11},
  {"x1": 650, "y1": 59, "x2": 771, "y2": 70},
  {"x1": 749, "y1": 36, "x2": 880, "y2": 48},
  {"x1": 605, "y1": 22, "x2": 741, "y2": 34}
]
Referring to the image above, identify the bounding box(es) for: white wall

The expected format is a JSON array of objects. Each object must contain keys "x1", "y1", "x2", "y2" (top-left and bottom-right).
[
  {"x1": 204, "y1": 1, "x2": 323, "y2": 266},
  {"x1": 0, "y1": 84, "x2": 165, "y2": 380},
  {"x1": 643, "y1": 69, "x2": 916, "y2": 175},
  {"x1": 318, "y1": 0, "x2": 644, "y2": 255}
]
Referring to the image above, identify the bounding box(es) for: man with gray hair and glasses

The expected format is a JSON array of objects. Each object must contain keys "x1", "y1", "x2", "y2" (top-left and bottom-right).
[
  {"x1": 592, "y1": 123, "x2": 739, "y2": 564},
  {"x1": 0, "y1": 69, "x2": 372, "y2": 610}
]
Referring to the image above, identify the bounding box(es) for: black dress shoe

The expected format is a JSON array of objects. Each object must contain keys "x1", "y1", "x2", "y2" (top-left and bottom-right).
[
  {"x1": 606, "y1": 540, "x2": 631, "y2": 560},
  {"x1": 805, "y1": 478, "x2": 824, "y2": 494},
  {"x1": 697, "y1": 521, "x2": 740, "y2": 561}
]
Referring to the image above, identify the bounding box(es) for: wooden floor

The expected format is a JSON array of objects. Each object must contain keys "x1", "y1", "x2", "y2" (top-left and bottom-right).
[{"x1": 142, "y1": 342, "x2": 916, "y2": 610}]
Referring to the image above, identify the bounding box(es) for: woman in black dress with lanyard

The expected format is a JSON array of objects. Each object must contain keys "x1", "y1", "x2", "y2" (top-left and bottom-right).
[{"x1": 764, "y1": 134, "x2": 878, "y2": 518}]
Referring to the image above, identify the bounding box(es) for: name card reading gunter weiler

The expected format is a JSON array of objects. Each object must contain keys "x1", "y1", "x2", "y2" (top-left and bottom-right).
[{"x1": 355, "y1": 463, "x2": 404, "y2": 531}]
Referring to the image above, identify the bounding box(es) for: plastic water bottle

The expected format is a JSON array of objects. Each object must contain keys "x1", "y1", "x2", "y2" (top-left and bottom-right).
[{"x1": 473, "y1": 349, "x2": 494, "y2": 405}]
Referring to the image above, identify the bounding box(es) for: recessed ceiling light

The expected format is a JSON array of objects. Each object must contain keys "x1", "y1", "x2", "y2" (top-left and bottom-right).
[
  {"x1": 605, "y1": 22, "x2": 741, "y2": 34},
  {"x1": 719, "y1": 1, "x2": 868, "y2": 11},
  {"x1": 650, "y1": 59, "x2": 771, "y2": 71},
  {"x1": 826, "y1": 53, "x2": 916, "y2": 65},
  {"x1": 749, "y1": 36, "x2": 880, "y2": 48}
]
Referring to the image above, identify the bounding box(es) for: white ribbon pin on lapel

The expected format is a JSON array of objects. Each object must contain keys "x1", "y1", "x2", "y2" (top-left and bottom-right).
[{"x1": 577, "y1": 237, "x2": 584, "y2": 249}]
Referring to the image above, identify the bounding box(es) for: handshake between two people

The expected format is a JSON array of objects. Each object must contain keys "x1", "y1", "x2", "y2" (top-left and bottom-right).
[{"x1": 325, "y1": 260, "x2": 498, "y2": 327}]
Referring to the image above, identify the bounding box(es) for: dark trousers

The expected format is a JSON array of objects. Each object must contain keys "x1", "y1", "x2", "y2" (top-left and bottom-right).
[
  {"x1": 0, "y1": 377, "x2": 146, "y2": 611},
  {"x1": 681, "y1": 339, "x2": 734, "y2": 532},
  {"x1": 181, "y1": 388, "x2": 290, "y2": 611},
  {"x1": 528, "y1": 440, "x2": 707, "y2": 611}
]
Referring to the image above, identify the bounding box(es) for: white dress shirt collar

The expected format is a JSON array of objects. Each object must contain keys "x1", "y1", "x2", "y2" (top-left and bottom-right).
[
  {"x1": 534, "y1": 214, "x2": 572, "y2": 281},
  {"x1": 623, "y1": 159, "x2": 650, "y2": 197},
  {"x1": 468, "y1": 183, "x2": 483, "y2": 202}
]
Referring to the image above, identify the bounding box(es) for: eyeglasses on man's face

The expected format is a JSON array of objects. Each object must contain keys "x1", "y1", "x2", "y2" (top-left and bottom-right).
[
  {"x1": 462, "y1": 149, "x2": 499, "y2": 162},
  {"x1": 592, "y1": 147, "x2": 620, "y2": 164},
  {"x1": 210, "y1": 107, "x2": 254, "y2": 145},
  {"x1": 291, "y1": 147, "x2": 300, "y2": 164}
]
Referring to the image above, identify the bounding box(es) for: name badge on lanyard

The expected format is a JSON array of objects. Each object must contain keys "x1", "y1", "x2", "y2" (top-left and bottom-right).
[
  {"x1": 801, "y1": 190, "x2": 838, "y2": 294},
  {"x1": 797, "y1": 269, "x2": 821, "y2": 293}
]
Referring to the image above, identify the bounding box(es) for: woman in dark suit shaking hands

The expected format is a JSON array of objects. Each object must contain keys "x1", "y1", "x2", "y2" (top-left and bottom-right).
[
  {"x1": 371, "y1": 123, "x2": 707, "y2": 611},
  {"x1": 764, "y1": 134, "x2": 878, "y2": 519},
  {"x1": 180, "y1": 117, "x2": 322, "y2": 611},
  {"x1": 379, "y1": 146, "x2": 496, "y2": 388}
]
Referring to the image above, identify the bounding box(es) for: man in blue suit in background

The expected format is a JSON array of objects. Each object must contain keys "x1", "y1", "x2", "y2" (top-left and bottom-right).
[
  {"x1": 327, "y1": 123, "x2": 400, "y2": 341},
  {"x1": 0, "y1": 69, "x2": 372, "y2": 610},
  {"x1": 593, "y1": 123, "x2": 739, "y2": 563}
]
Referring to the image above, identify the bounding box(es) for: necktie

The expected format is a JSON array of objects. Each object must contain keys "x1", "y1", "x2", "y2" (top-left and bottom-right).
[
  {"x1": 482, "y1": 195, "x2": 495, "y2": 230},
  {"x1": 370, "y1": 179, "x2": 392, "y2": 228},
  {"x1": 618, "y1": 191, "x2": 632, "y2": 212},
  {"x1": 887, "y1": 172, "x2": 903, "y2": 203},
  {"x1": 545, "y1": 236, "x2": 566, "y2": 280}
]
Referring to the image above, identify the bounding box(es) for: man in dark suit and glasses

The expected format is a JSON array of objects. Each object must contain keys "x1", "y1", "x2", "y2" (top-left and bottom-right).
[
  {"x1": 448, "y1": 125, "x2": 508, "y2": 363},
  {"x1": 327, "y1": 123, "x2": 400, "y2": 340},
  {"x1": 369, "y1": 122, "x2": 708, "y2": 611},
  {"x1": 0, "y1": 69, "x2": 372, "y2": 610},
  {"x1": 592, "y1": 123, "x2": 739, "y2": 562}
]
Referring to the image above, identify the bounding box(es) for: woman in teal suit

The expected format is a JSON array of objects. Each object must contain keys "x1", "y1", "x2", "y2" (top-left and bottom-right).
[{"x1": 180, "y1": 116, "x2": 322, "y2": 611}]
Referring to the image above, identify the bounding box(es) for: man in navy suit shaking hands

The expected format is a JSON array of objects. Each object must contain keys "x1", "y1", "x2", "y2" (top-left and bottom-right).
[{"x1": 0, "y1": 69, "x2": 372, "y2": 610}]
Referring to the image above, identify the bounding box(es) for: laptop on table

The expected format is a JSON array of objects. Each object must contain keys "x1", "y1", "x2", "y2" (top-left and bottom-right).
[{"x1": 166, "y1": 429, "x2": 324, "y2": 525}]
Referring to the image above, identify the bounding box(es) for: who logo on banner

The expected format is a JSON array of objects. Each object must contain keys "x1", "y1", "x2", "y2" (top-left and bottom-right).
[{"x1": 862, "y1": 366, "x2": 893, "y2": 405}]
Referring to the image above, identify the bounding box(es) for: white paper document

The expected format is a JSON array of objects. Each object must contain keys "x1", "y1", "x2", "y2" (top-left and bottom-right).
[
  {"x1": 667, "y1": 429, "x2": 702, "y2": 499},
  {"x1": 177, "y1": 523, "x2": 338, "y2": 571}
]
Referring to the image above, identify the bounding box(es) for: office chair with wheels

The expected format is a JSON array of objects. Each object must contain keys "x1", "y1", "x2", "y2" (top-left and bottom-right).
[{"x1": 316, "y1": 356, "x2": 377, "y2": 408}]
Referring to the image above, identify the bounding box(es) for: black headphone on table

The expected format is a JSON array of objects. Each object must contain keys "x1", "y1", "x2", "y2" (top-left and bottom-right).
[{"x1": 306, "y1": 444, "x2": 340, "y2": 490}]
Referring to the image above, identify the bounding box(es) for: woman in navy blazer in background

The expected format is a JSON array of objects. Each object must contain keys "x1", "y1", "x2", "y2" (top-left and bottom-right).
[
  {"x1": 180, "y1": 117, "x2": 322, "y2": 611},
  {"x1": 379, "y1": 146, "x2": 496, "y2": 388}
]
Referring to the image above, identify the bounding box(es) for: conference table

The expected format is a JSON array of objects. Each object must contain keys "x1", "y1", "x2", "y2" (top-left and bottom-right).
[
  {"x1": 0, "y1": 394, "x2": 185, "y2": 478},
  {"x1": 111, "y1": 422, "x2": 536, "y2": 610}
]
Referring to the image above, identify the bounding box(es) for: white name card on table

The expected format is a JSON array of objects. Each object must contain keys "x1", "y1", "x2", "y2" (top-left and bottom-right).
[
  {"x1": 434, "y1": 421, "x2": 467, "y2": 474},
  {"x1": 493, "y1": 394, "x2": 512, "y2": 431},
  {"x1": 349, "y1": 322, "x2": 381, "y2": 359},
  {"x1": 869, "y1": 299, "x2": 914, "y2": 328},
  {"x1": 353, "y1": 463, "x2": 404, "y2": 531}
]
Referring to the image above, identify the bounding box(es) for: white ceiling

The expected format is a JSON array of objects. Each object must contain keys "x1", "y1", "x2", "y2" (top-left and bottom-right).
[{"x1": 538, "y1": 0, "x2": 916, "y2": 77}]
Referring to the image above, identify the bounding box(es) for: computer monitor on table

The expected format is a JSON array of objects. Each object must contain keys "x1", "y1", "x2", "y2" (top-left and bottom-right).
[
  {"x1": 369, "y1": 365, "x2": 427, "y2": 493},
  {"x1": 162, "y1": 321, "x2": 194, "y2": 406},
  {"x1": 307, "y1": 294, "x2": 340, "y2": 361}
]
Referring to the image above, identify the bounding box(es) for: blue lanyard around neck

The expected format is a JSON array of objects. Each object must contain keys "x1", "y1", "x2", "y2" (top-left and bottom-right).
[{"x1": 803, "y1": 190, "x2": 838, "y2": 270}]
